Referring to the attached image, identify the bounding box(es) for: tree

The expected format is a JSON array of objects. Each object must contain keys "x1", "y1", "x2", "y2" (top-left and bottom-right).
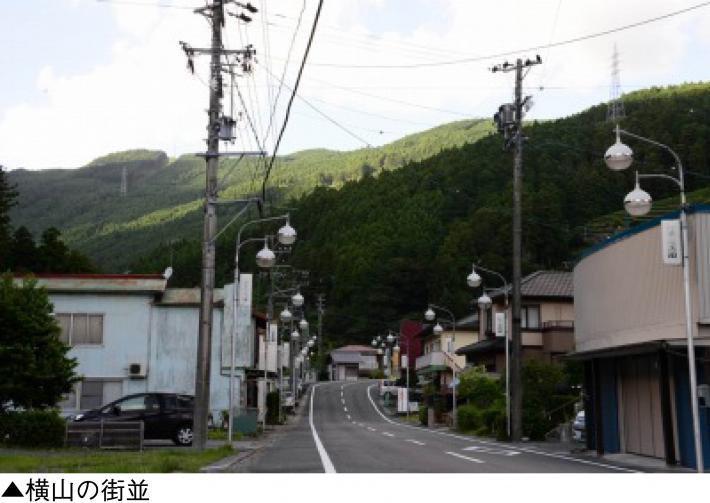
[
  {"x1": 0, "y1": 274, "x2": 78, "y2": 411},
  {"x1": 0, "y1": 166, "x2": 18, "y2": 269},
  {"x1": 10, "y1": 226, "x2": 38, "y2": 272}
]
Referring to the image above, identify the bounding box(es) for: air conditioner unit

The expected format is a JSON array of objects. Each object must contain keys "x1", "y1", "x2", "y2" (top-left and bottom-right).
[{"x1": 128, "y1": 363, "x2": 146, "y2": 379}]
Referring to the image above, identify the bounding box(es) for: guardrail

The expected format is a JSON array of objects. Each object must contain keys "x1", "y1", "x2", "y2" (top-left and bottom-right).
[{"x1": 65, "y1": 421, "x2": 144, "y2": 450}]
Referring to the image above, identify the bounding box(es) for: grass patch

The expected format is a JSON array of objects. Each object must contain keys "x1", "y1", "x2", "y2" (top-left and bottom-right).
[{"x1": 0, "y1": 445, "x2": 234, "y2": 473}]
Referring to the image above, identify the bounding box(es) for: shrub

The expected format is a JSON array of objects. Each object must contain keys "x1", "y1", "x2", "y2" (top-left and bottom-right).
[
  {"x1": 369, "y1": 369, "x2": 385, "y2": 379},
  {"x1": 458, "y1": 366, "x2": 503, "y2": 408},
  {"x1": 457, "y1": 403, "x2": 483, "y2": 432},
  {"x1": 522, "y1": 360, "x2": 578, "y2": 440},
  {"x1": 418, "y1": 405, "x2": 428, "y2": 426},
  {"x1": 0, "y1": 409, "x2": 66, "y2": 448}
]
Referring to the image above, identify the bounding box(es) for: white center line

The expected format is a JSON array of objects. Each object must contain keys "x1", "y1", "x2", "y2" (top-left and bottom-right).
[
  {"x1": 347, "y1": 414, "x2": 351, "y2": 420},
  {"x1": 445, "y1": 451, "x2": 484, "y2": 464},
  {"x1": 341, "y1": 398, "x2": 345, "y2": 404},
  {"x1": 406, "y1": 439, "x2": 426, "y2": 446},
  {"x1": 343, "y1": 406, "x2": 348, "y2": 412},
  {"x1": 382, "y1": 432, "x2": 395, "y2": 437},
  {"x1": 367, "y1": 427, "x2": 376, "y2": 432}
]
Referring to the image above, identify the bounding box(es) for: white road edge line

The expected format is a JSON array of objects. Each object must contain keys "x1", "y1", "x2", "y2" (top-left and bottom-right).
[
  {"x1": 365, "y1": 384, "x2": 637, "y2": 473},
  {"x1": 445, "y1": 451, "x2": 484, "y2": 464},
  {"x1": 382, "y1": 432, "x2": 395, "y2": 437},
  {"x1": 406, "y1": 439, "x2": 425, "y2": 446},
  {"x1": 310, "y1": 384, "x2": 336, "y2": 473}
]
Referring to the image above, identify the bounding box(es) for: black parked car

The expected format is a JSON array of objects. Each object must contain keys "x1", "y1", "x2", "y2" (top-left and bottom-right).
[{"x1": 73, "y1": 392, "x2": 195, "y2": 446}]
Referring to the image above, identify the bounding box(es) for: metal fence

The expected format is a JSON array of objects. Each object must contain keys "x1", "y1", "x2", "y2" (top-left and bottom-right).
[{"x1": 65, "y1": 421, "x2": 144, "y2": 451}]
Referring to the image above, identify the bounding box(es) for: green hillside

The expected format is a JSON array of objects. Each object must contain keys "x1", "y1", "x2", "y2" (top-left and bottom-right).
[
  {"x1": 8, "y1": 120, "x2": 492, "y2": 271},
  {"x1": 133, "y1": 82, "x2": 710, "y2": 344}
]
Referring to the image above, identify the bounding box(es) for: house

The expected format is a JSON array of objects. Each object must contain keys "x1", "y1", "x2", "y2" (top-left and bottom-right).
[
  {"x1": 455, "y1": 271, "x2": 575, "y2": 374},
  {"x1": 17, "y1": 273, "x2": 276, "y2": 425},
  {"x1": 328, "y1": 345, "x2": 379, "y2": 380},
  {"x1": 572, "y1": 206, "x2": 710, "y2": 470},
  {"x1": 415, "y1": 313, "x2": 478, "y2": 422}
]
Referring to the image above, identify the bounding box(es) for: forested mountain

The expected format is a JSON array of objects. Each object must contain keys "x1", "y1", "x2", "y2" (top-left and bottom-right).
[
  {"x1": 7, "y1": 120, "x2": 492, "y2": 270},
  {"x1": 133, "y1": 82, "x2": 710, "y2": 345}
]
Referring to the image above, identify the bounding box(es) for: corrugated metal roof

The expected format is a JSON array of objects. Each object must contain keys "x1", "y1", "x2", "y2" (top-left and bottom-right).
[{"x1": 490, "y1": 270, "x2": 573, "y2": 300}]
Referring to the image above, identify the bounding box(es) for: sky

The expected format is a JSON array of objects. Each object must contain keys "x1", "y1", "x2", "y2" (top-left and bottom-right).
[{"x1": 1, "y1": 0, "x2": 710, "y2": 170}]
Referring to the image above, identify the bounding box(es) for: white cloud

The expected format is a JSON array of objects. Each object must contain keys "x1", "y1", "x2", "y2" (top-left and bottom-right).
[{"x1": 1, "y1": 0, "x2": 708, "y2": 169}]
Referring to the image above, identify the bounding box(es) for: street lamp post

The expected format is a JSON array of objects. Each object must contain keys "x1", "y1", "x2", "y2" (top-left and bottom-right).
[
  {"x1": 229, "y1": 214, "x2": 295, "y2": 444},
  {"x1": 425, "y1": 304, "x2": 459, "y2": 429},
  {"x1": 468, "y1": 264, "x2": 511, "y2": 438},
  {"x1": 605, "y1": 125, "x2": 704, "y2": 472}
]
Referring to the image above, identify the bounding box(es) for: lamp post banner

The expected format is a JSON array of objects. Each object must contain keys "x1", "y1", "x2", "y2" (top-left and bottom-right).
[
  {"x1": 661, "y1": 219, "x2": 682, "y2": 266},
  {"x1": 495, "y1": 312, "x2": 507, "y2": 338}
]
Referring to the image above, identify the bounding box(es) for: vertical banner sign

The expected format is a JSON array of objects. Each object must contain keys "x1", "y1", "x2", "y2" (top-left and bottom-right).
[
  {"x1": 397, "y1": 387, "x2": 409, "y2": 413},
  {"x1": 401, "y1": 355, "x2": 408, "y2": 369},
  {"x1": 661, "y1": 219, "x2": 682, "y2": 266},
  {"x1": 495, "y1": 312, "x2": 507, "y2": 338},
  {"x1": 236, "y1": 273, "x2": 253, "y2": 367}
]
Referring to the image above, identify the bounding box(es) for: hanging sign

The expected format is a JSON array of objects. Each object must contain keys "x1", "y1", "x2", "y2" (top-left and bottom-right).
[
  {"x1": 495, "y1": 312, "x2": 507, "y2": 338},
  {"x1": 661, "y1": 219, "x2": 682, "y2": 266}
]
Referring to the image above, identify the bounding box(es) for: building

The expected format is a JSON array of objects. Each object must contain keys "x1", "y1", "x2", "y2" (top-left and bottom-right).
[
  {"x1": 456, "y1": 271, "x2": 575, "y2": 374},
  {"x1": 16, "y1": 273, "x2": 275, "y2": 425},
  {"x1": 328, "y1": 345, "x2": 379, "y2": 380},
  {"x1": 415, "y1": 314, "x2": 478, "y2": 423},
  {"x1": 573, "y1": 206, "x2": 710, "y2": 470}
]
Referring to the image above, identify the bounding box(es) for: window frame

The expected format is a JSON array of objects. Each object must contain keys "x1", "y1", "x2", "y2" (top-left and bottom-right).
[
  {"x1": 521, "y1": 304, "x2": 541, "y2": 330},
  {"x1": 55, "y1": 312, "x2": 105, "y2": 346}
]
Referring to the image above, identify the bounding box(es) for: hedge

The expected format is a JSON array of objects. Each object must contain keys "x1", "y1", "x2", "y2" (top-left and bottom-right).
[{"x1": 0, "y1": 410, "x2": 66, "y2": 448}]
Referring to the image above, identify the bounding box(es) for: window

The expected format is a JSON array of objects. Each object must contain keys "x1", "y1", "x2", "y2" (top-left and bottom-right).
[
  {"x1": 80, "y1": 380, "x2": 104, "y2": 409},
  {"x1": 521, "y1": 305, "x2": 541, "y2": 329},
  {"x1": 116, "y1": 395, "x2": 149, "y2": 412},
  {"x1": 55, "y1": 313, "x2": 104, "y2": 345}
]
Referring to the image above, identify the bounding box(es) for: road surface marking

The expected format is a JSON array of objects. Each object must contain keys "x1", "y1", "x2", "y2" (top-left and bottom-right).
[
  {"x1": 382, "y1": 432, "x2": 395, "y2": 437},
  {"x1": 367, "y1": 427, "x2": 377, "y2": 432},
  {"x1": 445, "y1": 451, "x2": 484, "y2": 464},
  {"x1": 341, "y1": 398, "x2": 345, "y2": 404},
  {"x1": 364, "y1": 384, "x2": 637, "y2": 473},
  {"x1": 406, "y1": 439, "x2": 426, "y2": 446},
  {"x1": 347, "y1": 414, "x2": 351, "y2": 420},
  {"x1": 344, "y1": 406, "x2": 348, "y2": 412},
  {"x1": 309, "y1": 384, "x2": 336, "y2": 473},
  {"x1": 463, "y1": 445, "x2": 520, "y2": 456}
]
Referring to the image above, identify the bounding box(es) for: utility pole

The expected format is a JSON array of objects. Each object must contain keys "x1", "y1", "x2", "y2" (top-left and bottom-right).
[
  {"x1": 317, "y1": 294, "x2": 325, "y2": 378},
  {"x1": 492, "y1": 55, "x2": 541, "y2": 442},
  {"x1": 192, "y1": 0, "x2": 224, "y2": 452},
  {"x1": 183, "y1": 0, "x2": 258, "y2": 450}
]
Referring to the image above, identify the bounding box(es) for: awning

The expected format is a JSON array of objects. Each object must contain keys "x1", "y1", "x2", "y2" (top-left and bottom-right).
[
  {"x1": 564, "y1": 338, "x2": 710, "y2": 361},
  {"x1": 456, "y1": 337, "x2": 505, "y2": 356}
]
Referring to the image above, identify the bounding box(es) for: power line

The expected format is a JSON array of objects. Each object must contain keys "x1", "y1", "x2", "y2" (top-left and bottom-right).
[
  {"x1": 305, "y1": 76, "x2": 474, "y2": 117},
  {"x1": 261, "y1": 64, "x2": 372, "y2": 146},
  {"x1": 261, "y1": 0, "x2": 324, "y2": 203},
  {"x1": 307, "y1": 1, "x2": 710, "y2": 69},
  {"x1": 95, "y1": 0, "x2": 196, "y2": 8}
]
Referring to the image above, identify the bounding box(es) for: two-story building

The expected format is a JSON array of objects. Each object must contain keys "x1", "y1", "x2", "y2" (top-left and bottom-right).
[
  {"x1": 572, "y1": 206, "x2": 710, "y2": 470},
  {"x1": 17, "y1": 273, "x2": 275, "y2": 426},
  {"x1": 415, "y1": 313, "x2": 478, "y2": 421},
  {"x1": 455, "y1": 271, "x2": 574, "y2": 374},
  {"x1": 328, "y1": 345, "x2": 379, "y2": 380}
]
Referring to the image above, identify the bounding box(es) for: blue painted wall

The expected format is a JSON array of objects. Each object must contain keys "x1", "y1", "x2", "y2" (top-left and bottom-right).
[
  {"x1": 599, "y1": 359, "x2": 620, "y2": 454},
  {"x1": 673, "y1": 352, "x2": 710, "y2": 470}
]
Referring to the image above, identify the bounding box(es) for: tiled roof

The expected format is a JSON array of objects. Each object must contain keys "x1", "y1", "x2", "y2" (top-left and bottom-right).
[{"x1": 489, "y1": 270, "x2": 573, "y2": 300}]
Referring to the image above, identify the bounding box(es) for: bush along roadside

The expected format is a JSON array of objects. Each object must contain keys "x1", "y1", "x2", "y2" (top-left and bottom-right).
[{"x1": 0, "y1": 410, "x2": 66, "y2": 448}]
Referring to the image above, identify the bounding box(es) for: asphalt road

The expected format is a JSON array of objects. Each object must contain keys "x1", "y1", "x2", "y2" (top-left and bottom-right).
[{"x1": 237, "y1": 380, "x2": 638, "y2": 473}]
